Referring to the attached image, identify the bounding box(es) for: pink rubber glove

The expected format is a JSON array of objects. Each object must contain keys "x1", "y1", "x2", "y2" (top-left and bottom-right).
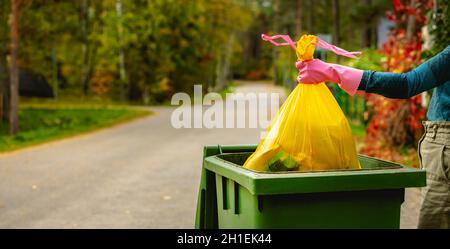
[{"x1": 296, "y1": 59, "x2": 364, "y2": 96}]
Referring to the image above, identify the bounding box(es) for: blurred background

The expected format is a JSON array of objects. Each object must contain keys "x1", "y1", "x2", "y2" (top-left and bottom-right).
[
  {"x1": 0, "y1": 0, "x2": 448, "y2": 228},
  {"x1": 1, "y1": 0, "x2": 449, "y2": 162}
]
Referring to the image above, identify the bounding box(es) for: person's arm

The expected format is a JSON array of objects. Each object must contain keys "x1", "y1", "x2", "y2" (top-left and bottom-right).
[{"x1": 358, "y1": 46, "x2": 450, "y2": 99}]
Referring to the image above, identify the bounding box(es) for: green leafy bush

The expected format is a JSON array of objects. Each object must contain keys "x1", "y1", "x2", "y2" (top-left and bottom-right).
[{"x1": 344, "y1": 48, "x2": 384, "y2": 71}]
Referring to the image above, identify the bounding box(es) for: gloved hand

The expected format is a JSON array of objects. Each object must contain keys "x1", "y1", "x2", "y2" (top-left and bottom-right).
[{"x1": 296, "y1": 59, "x2": 364, "y2": 96}]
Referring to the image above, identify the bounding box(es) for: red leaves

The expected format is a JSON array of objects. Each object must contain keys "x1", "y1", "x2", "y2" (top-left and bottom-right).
[
  {"x1": 392, "y1": 0, "x2": 433, "y2": 18},
  {"x1": 392, "y1": 0, "x2": 405, "y2": 12},
  {"x1": 361, "y1": 0, "x2": 433, "y2": 167},
  {"x1": 386, "y1": 11, "x2": 397, "y2": 21}
]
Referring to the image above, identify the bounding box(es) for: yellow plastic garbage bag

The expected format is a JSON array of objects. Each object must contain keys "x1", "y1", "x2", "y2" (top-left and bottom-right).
[{"x1": 243, "y1": 34, "x2": 361, "y2": 172}]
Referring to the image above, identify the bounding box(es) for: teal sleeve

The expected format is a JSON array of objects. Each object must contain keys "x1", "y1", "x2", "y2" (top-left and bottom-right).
[{"x1": 358, "y1": 46, "x2": 450, "y2": 99}]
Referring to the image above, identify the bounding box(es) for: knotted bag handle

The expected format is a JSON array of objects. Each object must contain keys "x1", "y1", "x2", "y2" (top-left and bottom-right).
[{"x1": 261, "y1": 34, "x2": 361, "y2": 59}]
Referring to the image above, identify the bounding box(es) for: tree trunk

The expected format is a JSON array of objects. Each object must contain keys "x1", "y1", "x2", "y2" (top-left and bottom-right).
[
  {"x1": 214, "y1": 34, "x2": 234, "y2": 92},
  {"x1": 51, "y1": 47, "x2": 58, "y2": 99},
  {"x1": 362, "y1": 0, "x2": 372, "y2": 48},
  {"x1": 406, "y1": 0, "x2": 417, "y2": 41},
  {"x1": 296, "y1": 0, "x2": 303, "y2": 36},
  {"x1": 116, "y1": 0, "x2": 127, "y2": 101},
  {"x1": 346, "y1": 0, "x2": 355, "y2": 49},
  {"x1": 80, "y1": 0, "x2": 90, "y2": 96},
  {"x1": 306, "y1": 0, "x2": 314, "y2": 33},
  {"x1": 272, "y1": 0, "x2": 280, "y2": 84},
  {"x1": 332, "y1": 0, "x2": 340, "y2": 62},
  {"x1": 9, "y1": 0, "x2": 20, "y2": 135},
  {"x1": 0, "y1": 54, "x2": 8, "y2": 122},
  {"x1": 0, "y1": 1, "x2": 8, "y2": 122}
]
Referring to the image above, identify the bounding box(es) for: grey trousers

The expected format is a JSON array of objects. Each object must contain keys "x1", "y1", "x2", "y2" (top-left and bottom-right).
[{"x1": 418, "y1": 121, "x2": 450, "y2": 229}]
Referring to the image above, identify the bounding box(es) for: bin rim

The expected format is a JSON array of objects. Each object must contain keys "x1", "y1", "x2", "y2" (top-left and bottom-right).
[
  {"x1": 202, "y1": 144, "x2": 426, "y2": 195},
  {"x1": 215, "y1": 152, "x2": 404, "y2": 174}
]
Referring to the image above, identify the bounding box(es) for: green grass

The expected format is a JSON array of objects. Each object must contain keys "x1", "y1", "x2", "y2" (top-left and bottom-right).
[
  {"x1": 349, "y1": 120, "x2": 366, "y2": 138},
  {"x1": 0, "y1": 105, "x2": 151, "y2": 152}
]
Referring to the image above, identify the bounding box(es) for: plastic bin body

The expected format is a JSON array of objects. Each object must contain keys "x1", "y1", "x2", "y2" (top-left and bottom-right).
[{"x1": 195, "y1": 145, "x2": 426, "y2": 229}]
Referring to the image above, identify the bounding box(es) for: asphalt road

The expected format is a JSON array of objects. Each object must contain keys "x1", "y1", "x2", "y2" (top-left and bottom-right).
[{"x1": 0, "y1": 82, "x2": 422, "y2": 228}]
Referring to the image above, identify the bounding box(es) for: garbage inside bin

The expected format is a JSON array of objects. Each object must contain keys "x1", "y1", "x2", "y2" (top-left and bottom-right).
[
  {"x1": 243, "y1": 34, "x2": 362, "y2": 172},
  {"x1": 196, "y1": 145, "x2": 426, "y2": 229},
  {"x1": 267, "y1": 150, "x2": 299, "y2": 171}
]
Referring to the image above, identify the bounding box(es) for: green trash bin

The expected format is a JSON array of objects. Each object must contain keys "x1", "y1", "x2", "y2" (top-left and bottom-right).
[{"x1": 195, "y1": 144, "x2": 426, "y2": 229}]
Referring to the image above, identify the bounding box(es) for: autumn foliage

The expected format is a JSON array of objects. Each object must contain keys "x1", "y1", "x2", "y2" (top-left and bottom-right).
[{"x1": 361, "y1": 0, "x2": 433, "y2": 166}]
